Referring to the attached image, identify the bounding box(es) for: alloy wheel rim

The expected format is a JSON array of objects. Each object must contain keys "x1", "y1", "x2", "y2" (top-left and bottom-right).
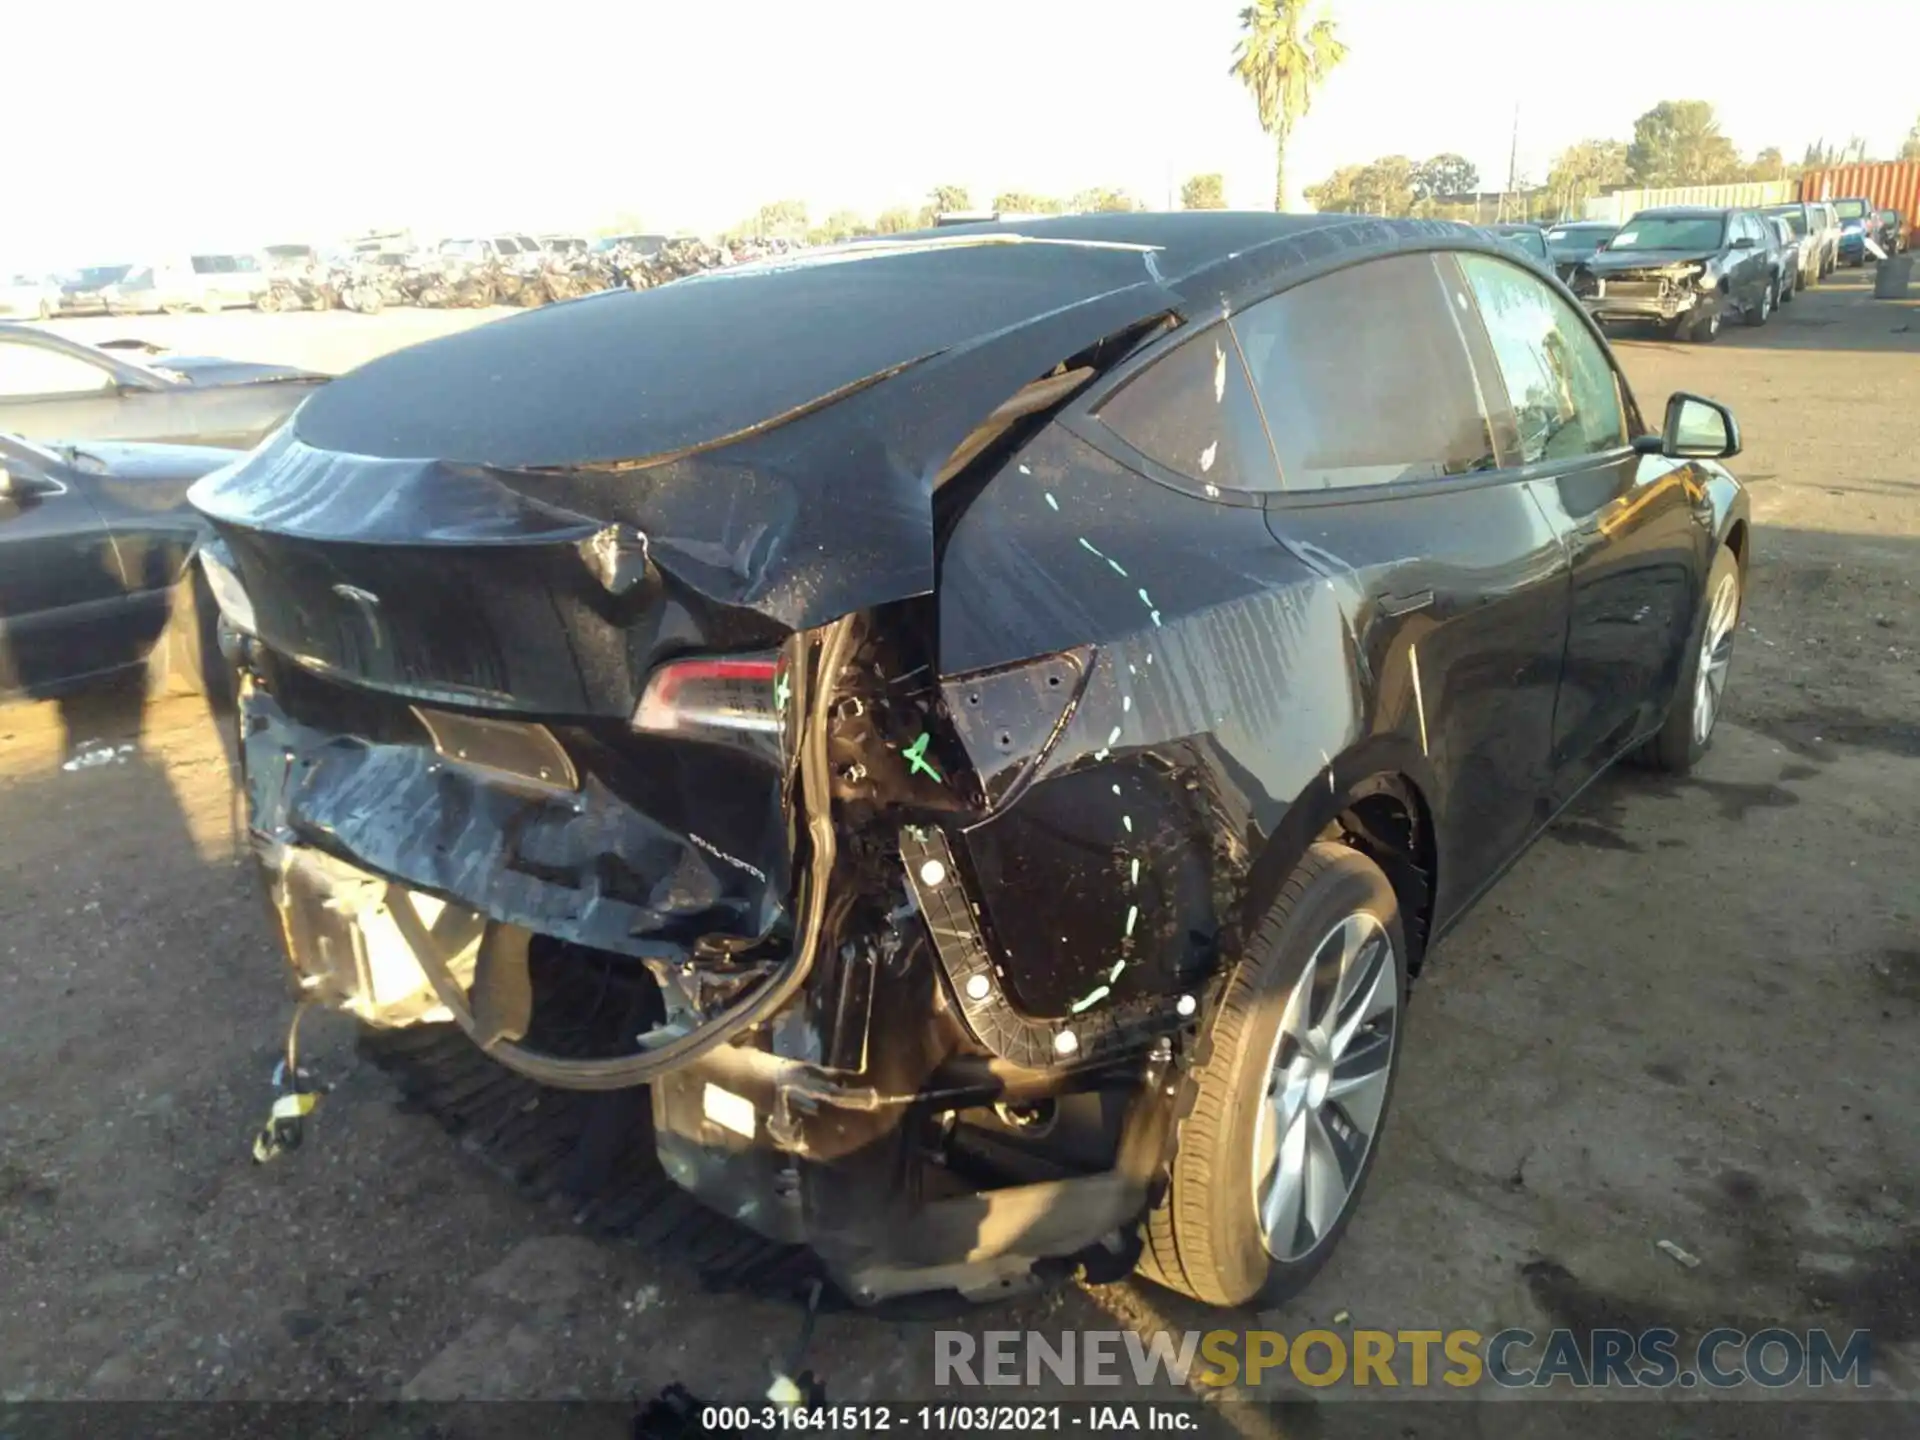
[
  {"x1": 1692, "y1": 571, "x2": 1740, "y2": 745},
  {"x1": 1251, "y1": 911, "x2": 1399, "y2": 1263}
]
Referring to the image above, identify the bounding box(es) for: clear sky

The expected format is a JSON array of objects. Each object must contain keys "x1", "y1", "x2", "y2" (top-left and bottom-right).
[{"x1": 8, "y1": 0, "x2": 1916, "y2": 268}]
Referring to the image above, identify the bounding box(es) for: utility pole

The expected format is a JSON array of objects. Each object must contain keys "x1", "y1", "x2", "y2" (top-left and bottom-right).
[{"x1": 1501, "y1": 104, "x2": 1520, "y2": 224}]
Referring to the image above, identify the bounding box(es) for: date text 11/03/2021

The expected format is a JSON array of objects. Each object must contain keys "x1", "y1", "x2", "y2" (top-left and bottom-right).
[{"x1": 694, "y1": 1405, "x2": 1195, "y2": 1432}]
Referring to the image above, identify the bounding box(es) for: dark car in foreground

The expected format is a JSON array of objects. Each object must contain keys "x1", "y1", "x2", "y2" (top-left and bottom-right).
[
  {"x1": 0, "y1": 323, "x2": 328, "y2": 447},
  {"x1": 0, "y1": 431, "x2": 229, "y2": 697},
  {"x1": 192, "y1": 212, "x2": 1750, "y2": 1309},
  {"x1": 1572, "y1": 206, "x2": 1778, "y2": 342}
]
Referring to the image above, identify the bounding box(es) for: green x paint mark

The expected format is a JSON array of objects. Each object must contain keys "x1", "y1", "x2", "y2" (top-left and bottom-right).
[
  {"x1": 901, "y1": 732, "x2": 942, "y2": 782},
  {"x1": 773, "y1": 672, "x2": 791, "y2": 712}
]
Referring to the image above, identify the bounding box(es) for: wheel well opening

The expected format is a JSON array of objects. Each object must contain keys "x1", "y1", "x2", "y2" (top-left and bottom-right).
[
  {"x1": 1724, "y1": 520, "x2": 1749, "y2": 616},
  {"x1": 1724, "y1": 519, "x2": 1748, "y2": 572},
  {"x1": 1333, "y1": 784, "x2": 1437, "y2": 976}
]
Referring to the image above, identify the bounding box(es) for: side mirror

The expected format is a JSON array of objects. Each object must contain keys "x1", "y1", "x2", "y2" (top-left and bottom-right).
[
  {"x1": 1643, "y1": 392, "x2": 1741, "y2": 460},
  {"x1": 0, "y1": 465, "x2": 61, "y2": 500},
  {"x1": 1731, "y1": 236, "x2": 1755, "y2": 249}
]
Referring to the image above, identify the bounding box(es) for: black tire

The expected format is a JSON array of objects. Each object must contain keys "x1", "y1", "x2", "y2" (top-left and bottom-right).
[
  {"x1": 1745, "y1": 280, "x2": 1774, "y2": 326},
  {"x1": 1636, "y1": 544, "x2": 1741, "y2": 776},
  {"x1": 1138, "y1": 842, "x2": 1408, "y2": 1309},
  {"x1": 1779, "y1": 270, "x2": 1794, "y2": 304},
  {"x1": 1682, "y1": 306, "x2": 1723, "y2": 343}
]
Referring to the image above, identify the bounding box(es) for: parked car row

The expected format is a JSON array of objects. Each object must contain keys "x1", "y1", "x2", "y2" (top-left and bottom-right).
[{"x1": 1491, "y1": 189, "x2": 1908, "y2": 340}]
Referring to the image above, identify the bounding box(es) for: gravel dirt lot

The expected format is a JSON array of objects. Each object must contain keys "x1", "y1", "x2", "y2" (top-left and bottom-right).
[{"x1": 3, "y1": 273, "x2": 1917, "y2": 1433}]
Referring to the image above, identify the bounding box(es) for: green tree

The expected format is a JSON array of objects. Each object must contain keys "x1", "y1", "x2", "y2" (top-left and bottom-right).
[
  {"x1": 1746, "y1": 147, "x2": 1790, "y2": 181},
  {"x1": 1303, "y1": 155, "x2": 1415, "y2": 217},
  {"x1": 1410, "y1": 154, "x2": 1479, "y2": 206},
  {"x1": 1303, "y1": 163, "x2": 1366, "y2": 213},
  {"x1": 814, "y1": 210, "x2": 870, "y2": 243},
  {"x1": 1545, "y1": 139, "x2": 1629, "y2": 218},
  {"x1": 1180, "y1": 173, "x2": 1229, "y2": 210},
  {"x1": 1231, "y1": 0, "x2": 1348, "y2": 211},
  {"x1": 928, "y1": 184, "x2": 973, "y2": 214},
  {"x1": 1626, "y1": 101, "x2": 1741, "y2": 187},
  {"x1": 873, "y1": 206, "x2": 919, "y2": 234},
  {"x1": 992, "y1": 191, "x2": 1067, "y2": 214},
  {"x1": 1069, "y1": 187, "x2": 1143, "y2": 213},
  {"x1": 1902, "y1": 116, "x2": 1920, "y2": 162}
]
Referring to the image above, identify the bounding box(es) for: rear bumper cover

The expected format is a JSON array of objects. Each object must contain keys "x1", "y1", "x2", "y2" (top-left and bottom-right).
[{"x1": 239, "y1": 673, "x2": 1157, "y2": 1301}]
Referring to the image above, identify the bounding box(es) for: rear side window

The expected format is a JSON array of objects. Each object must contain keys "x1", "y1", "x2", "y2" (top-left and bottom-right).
[
  {"x1": 1232, "y1": 253, "x2": 1500, "y2": 491},
  {"x1": 1457, "y1": 252, "x2": 1626, "y2": 464},
  {"x1": 1095, "y1": 321, "x2": 1278, "y2": 492}
]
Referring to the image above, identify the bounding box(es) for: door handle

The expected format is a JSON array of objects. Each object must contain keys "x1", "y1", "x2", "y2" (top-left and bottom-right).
[{"x1": 1379, "y1": 589, "x2": 1434, "y2": 618}]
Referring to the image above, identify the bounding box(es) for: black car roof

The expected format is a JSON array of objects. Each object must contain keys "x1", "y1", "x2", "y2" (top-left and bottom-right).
[
  {"x1": 294, "y1": 211, "x2": 1506, "y2": 470},
  {"x1": 1632, "y1": 206, "x2": 1735, "y2": 218}
]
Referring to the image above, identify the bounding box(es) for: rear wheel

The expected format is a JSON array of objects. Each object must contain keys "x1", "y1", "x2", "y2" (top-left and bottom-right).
[
  {"x1": 1637, "y1": 545, "x2": 1741, "y2": 776},
  {"x1": 1138, "y1": 843, "x2": 1406, "y2": 1308},
  {"x1": 1746, "y1": 280, "x2": 1774, "y2": 326}
]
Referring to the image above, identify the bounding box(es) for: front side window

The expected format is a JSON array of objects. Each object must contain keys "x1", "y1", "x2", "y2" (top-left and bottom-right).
[
  {"x1": 1095, "y1": 321, "x2": 1277, "y2": 492},
  {"x1": 0, "y1": 340, "x2": 115, "y2": 399},
  {"x1": 1232, "y1": 253, "x2": 1500, "y2": 491},
  {"x1": 493, "y1": 238, "x2": 521, "y2": 255},
  {"x1": 1456, "y1": 252, "x2": 1626, "y2": 466}
]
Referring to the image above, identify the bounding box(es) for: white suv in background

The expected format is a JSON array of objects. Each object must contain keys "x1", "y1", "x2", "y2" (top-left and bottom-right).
[{"x1": 104, "y1": 254, "x2": 272, "y2": 314}]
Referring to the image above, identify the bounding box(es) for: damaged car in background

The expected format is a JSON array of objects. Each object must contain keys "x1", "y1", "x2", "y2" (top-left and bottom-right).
[
  {"x1": 0, "y1": 322, "x2": 328, "y2": 448},
  {"x1": 193, "y1": 213, "x2": 1750, "y2": 1309}
]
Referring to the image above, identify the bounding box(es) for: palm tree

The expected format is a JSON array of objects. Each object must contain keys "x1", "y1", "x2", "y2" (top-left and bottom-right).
[{"x1": 1231, "y1": 1, "x2": 1349, "y2": 212}]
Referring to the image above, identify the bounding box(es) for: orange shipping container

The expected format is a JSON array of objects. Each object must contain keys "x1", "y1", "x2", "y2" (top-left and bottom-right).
[{"x1": 1798, "y1": 160, "x2": 1920, "y2": 237}]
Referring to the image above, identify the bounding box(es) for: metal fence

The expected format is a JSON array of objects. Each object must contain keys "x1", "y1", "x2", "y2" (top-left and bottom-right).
[{"x1": 1583, "y1": 181, "x2": 1798, "y2": 224}]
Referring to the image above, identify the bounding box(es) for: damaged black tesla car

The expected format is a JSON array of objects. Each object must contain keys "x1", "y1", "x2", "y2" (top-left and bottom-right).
[{"x1": 192, "y1": 212, "x2": 1750, "y2": 1310}]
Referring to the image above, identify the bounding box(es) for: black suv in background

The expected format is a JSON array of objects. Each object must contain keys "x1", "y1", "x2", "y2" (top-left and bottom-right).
[{"x1": 1571, "y1": 207, "x2": 1778, "y2": 343}]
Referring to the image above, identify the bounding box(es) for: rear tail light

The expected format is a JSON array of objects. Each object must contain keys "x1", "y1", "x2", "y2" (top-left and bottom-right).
[{"x1": 632, "y1": 653, "x2": 783, "y2": 757}]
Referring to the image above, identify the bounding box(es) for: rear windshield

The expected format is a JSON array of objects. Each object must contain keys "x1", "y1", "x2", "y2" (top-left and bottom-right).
[
  {"x1": 1833, "y1": 200, "x2": 1869, "y2": 220},
  {"x1": 1608, "y1": 217, "x2": 1725, "y2": 251}
]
